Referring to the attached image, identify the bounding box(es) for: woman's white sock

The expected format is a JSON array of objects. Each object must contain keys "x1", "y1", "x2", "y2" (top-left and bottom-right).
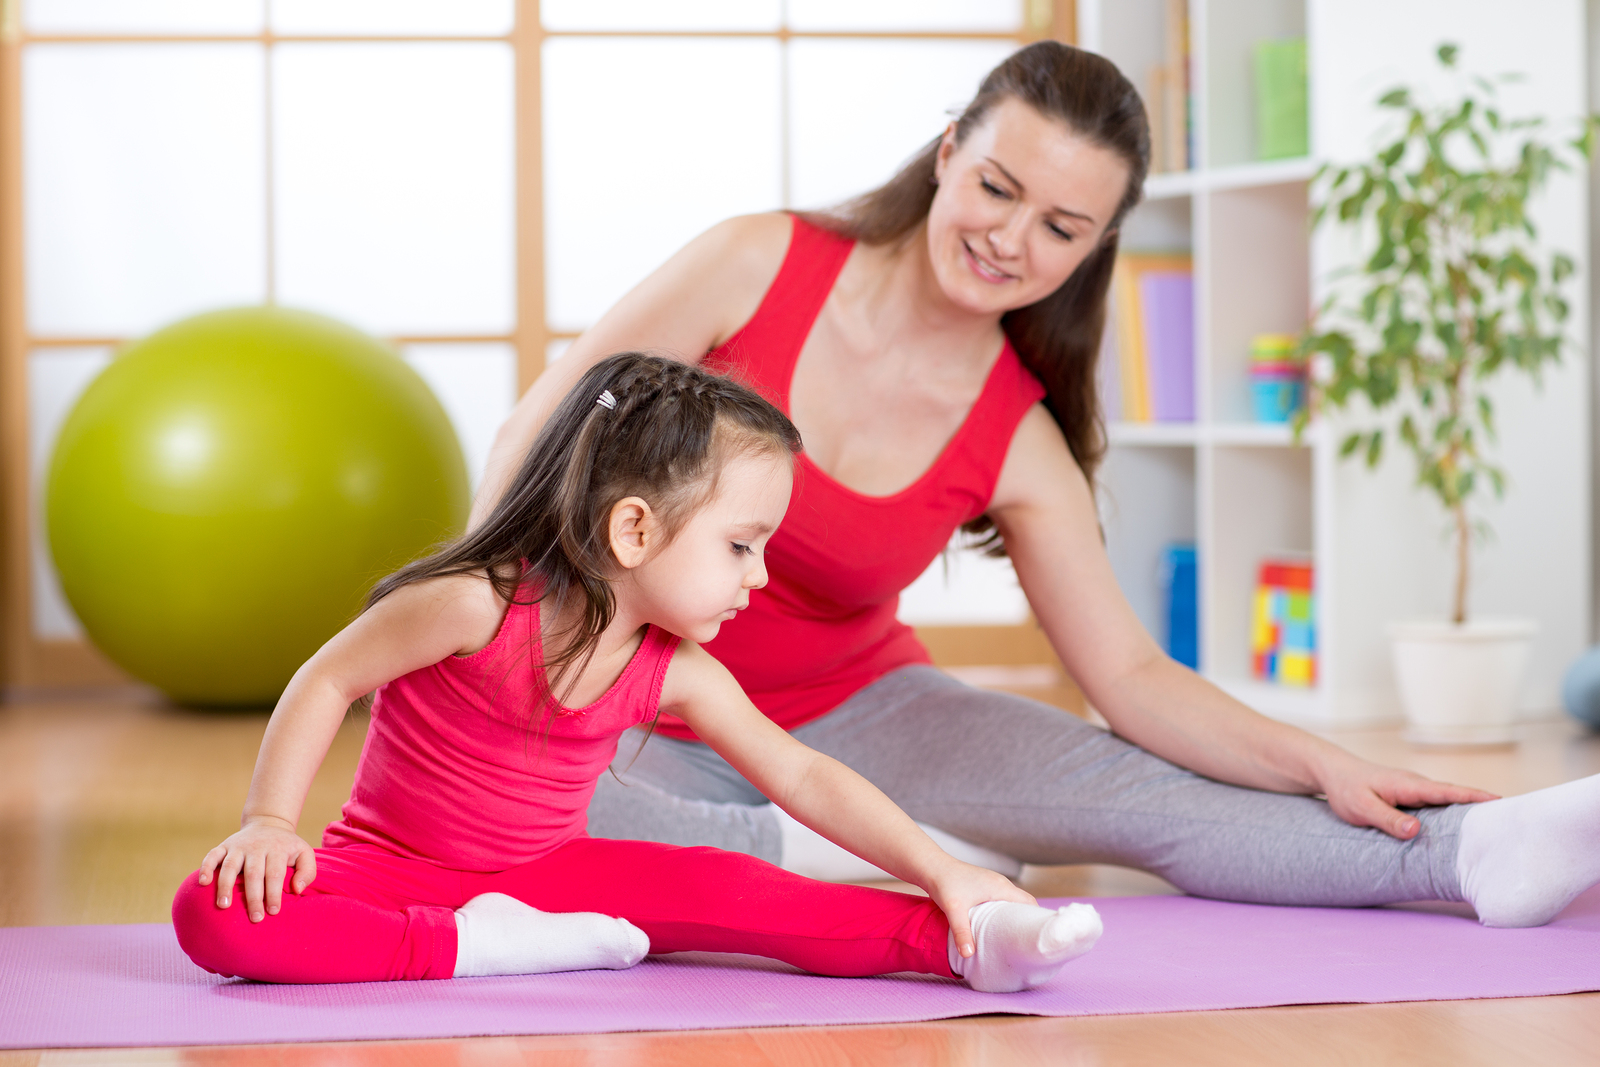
[
  {"x1": 772, "y1": 805, "x2": 1023, "y2": 881},
  {"x1": 1457, "y1": 773, "x2": 1600, "y2": 928},
  {"x1": 452, "y1": 892, "x2": 650, "y2": 978},
  {"x1": 949, "y1": 901, "x2": 1102, "y2": 993}
]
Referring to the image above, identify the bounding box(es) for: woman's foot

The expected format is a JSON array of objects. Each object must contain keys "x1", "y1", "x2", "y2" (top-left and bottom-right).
[
  {"x1": 1458, "y1": 773, "x2": 1600, "y2": 927},
  {"x1": 950, "y1": 901, "x2": 1102, "y2": 992},
  {"x1": 452, "y1": 892, "x2": 649, "y2": 977}
]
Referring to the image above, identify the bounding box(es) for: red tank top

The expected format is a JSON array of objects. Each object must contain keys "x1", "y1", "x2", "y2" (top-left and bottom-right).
[
  {"x1": 324, "y1": 590, "x2": 679, "y2": 871},
  {"x1": 654, "y1": 216, "x2": 1045, "y2": 740}
]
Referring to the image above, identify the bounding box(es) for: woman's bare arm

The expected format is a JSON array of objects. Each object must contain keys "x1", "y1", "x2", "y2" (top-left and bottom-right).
[
  {"x1": 986, "y1": 406, "x2": 1496, "y2": 837},
  {"x1": 473, "y1": 213, "x2": 793, "y2": 526}
]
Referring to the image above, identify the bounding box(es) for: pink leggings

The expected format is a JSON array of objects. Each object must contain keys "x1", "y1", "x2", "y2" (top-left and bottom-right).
[{"x1": 171, "y1": 837, "x2": 954, "y2": 983}]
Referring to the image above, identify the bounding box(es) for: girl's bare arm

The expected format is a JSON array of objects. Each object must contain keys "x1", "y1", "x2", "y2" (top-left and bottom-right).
[
  {"x1": 662, "y1": 643, "x2": 1033, "y2": 957},
  {"x1": 473, "y1": 213, "x2": 792, "y2": 526},
  {"x1": 986, "y1": 405, "x2": 1495, "y2": 837},
  {"x1": 199, "y1": 576, "x2": 503, "y2": 921}
]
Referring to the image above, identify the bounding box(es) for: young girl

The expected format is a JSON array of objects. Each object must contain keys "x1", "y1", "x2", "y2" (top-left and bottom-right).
[{"x1": 171, "y1": 352, "x2": 1102, "y2": 992}]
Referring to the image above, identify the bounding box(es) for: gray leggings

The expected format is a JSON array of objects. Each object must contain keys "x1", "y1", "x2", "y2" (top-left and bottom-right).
[{"x1": 591, "y1": 664, "x2": 1468, "y2": 907}]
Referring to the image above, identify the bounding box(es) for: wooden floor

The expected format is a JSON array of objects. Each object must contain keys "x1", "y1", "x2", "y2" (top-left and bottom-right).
[{"x1": 3, "y1": 690, "x2": 1599, "y2": 1065}]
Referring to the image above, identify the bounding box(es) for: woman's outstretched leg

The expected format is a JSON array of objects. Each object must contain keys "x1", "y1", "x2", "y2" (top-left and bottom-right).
[{"x1": 795, "y1": 666, "x2": 1468, "y2": 908}]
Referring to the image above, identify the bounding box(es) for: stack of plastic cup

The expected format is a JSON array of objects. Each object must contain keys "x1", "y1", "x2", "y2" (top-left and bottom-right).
[{"x1": 1249, "y1": 334, "x2": 1304, "y2": 422}]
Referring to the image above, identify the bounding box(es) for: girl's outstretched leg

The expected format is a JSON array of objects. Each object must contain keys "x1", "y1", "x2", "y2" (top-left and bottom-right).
[
  {"x1": 1458, "y1": 773, "x2": 1600, "y2": 927},
  {"x1": 480, "y1": 837, "x2": 1100, "y2": 989},
  {"x1": 482, "y1": 837, "x2": 956, "y2": 978}
]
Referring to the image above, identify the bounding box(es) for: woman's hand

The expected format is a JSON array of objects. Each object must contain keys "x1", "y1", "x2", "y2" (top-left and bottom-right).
[
  {"x1": 1318, "y1": 755, "x2": 1499, "y2": 839},
  {"x1": 925, "y1": 860, "x2": 1037, "y2": 960},
  {"x1": 197, "y1": 815, "x2": 318, "y2": 922}
]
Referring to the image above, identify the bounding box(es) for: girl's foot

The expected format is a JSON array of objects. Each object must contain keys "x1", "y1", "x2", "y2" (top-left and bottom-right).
[
  {"x1": 950, "y1": 901, "x2": 1102, "y2": 992},
  {"x1": 452, "y1": 892, "x2": 649, "y2": 977},
  {"x1": 1458, "y1": 773, "x2": 1600, "y2": 927}
]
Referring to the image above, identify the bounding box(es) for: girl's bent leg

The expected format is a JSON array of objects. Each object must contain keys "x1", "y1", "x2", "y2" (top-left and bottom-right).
[
  {"x1": 795, "y1": 666, "x2": 1466, "y2": 908},
  {"x1": 476, "y1": 837, "x2": 954, "y2": 979},
  {"x1": 171, "y1": 847, "x2": 459, "y2": 983}
]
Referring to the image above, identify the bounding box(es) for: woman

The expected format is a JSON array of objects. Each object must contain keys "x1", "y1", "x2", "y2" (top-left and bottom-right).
[{"x1": 477, "y1": 42, "x2": 1599, "y2": 926}]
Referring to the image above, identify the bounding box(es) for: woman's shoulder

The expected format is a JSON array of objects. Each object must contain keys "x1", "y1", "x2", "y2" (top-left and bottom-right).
[{"x1": 688, "y1": 212, "x2": 794, "y2": 296}]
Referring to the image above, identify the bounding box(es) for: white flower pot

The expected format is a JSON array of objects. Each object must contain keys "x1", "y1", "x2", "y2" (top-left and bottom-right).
[{"x1": 1388, "y1": 619, "x2": 1537, "y2": 746}]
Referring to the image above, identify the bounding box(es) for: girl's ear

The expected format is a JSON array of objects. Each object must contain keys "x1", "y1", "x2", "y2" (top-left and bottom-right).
[{"x1": 609, "y1": 496, "x2": 656, "y2": 570}]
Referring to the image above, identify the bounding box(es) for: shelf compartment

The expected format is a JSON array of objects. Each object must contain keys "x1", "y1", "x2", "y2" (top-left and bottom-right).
[
  {"x1": 1200, "y1": 0, "x2": 1307, "y2": 169},
  {"x1": 1202, "y1": 180, "x2": 1310, "y2": 422},
  {"x1": 1204, "y1": 444, "x2": 1313, "y2": 685},
  {"x1": 1100, "y1": 444, "x2": 1198, "y2": 650}
]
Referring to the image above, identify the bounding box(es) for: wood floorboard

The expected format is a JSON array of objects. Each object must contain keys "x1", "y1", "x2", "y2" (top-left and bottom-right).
[{"x1": 3, "y1": 691, "x2": 1598, "y2": 1065}]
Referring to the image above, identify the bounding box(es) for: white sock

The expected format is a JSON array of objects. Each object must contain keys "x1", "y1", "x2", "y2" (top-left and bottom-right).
[
  {"x1": 1457, "y1": 773, "x2": 1600, "y2": 928},
  {"x1": 451, "y1": 892, "x2": 649, "y2": 978},
  {"x1": 772, "y1": 805, "x2": 1023, "y2": 881},
  {"x1": 949, "y1": 901, "x2": 1103, "y2": 993}
]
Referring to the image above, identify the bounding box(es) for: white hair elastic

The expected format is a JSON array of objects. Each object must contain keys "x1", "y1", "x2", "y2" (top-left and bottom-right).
[{"x1": 595, "y1": 389, "x2": 617, "y2": 410}]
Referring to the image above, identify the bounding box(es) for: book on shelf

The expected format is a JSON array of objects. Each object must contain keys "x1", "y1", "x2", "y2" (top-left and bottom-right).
[
  {"x1": 1146, "y1": 0, "x2": 1192, "y2": 173},
  {"x1": 1107, "y1": 252, "x2": 1193, "y2": 423}
]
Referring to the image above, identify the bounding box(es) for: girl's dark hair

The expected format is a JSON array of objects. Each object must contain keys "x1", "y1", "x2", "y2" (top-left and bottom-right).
[
  {"x1": 368, "y1": 352, "x2": 802, "y2": 720},
  {"x1": 808, "y1": 40, "x2": 1149, "y2": 543}
]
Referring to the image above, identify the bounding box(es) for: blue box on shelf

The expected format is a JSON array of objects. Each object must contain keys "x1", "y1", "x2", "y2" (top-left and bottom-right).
[{"x1": 1162, "y1": 542, "x2": 1198, "y2": 669}]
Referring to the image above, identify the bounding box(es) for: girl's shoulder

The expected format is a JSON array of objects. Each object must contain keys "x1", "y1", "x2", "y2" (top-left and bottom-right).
[
  {"x1": 374, "y1": 571, "x2": 509, "y2": 658},
  {"x1": 656, "y1": 638, "x2": 741, "y2": 713}
]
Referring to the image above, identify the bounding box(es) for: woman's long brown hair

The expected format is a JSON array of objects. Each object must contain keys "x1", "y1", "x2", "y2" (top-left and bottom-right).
[
  {"x1": 366, "y1": 352, "x2": 801, "y2": 726},
  {"x1": 807, "y1": 40, "x2": 1150, "y2": 546}
]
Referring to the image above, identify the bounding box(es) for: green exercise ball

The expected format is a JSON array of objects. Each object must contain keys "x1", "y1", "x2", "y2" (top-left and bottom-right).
[{"x1": 46, "y1": 306, "x2": 469, "y2": 707}]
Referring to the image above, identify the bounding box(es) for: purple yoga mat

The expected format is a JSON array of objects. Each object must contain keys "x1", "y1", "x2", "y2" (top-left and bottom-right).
[{"x1": 5, "y1": 890, "x2": 1599, "y2": 1049}]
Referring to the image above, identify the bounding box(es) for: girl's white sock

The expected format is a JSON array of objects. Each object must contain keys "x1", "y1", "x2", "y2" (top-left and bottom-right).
[
  {"x1": 452, "y1": 892, "x2": 649, "y2": 977},
  {"x1": 1457, "y1": 773, "x2": 1600, "y2": 928},
  {"x1": 949, "y1": 900, "x2": 1102, "y2": 993},
  {"x1": 772, "y1": 805, "x2": 1023, "y2": 881}
]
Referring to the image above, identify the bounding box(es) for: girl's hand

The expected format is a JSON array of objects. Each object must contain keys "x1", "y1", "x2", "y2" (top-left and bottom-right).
[
  {"x1": 926, "y1": 860, "x2": 1037, "y2": 960},
  {"x1": 197, "y1": 816, "x2": 318, "y2": 922},
  {"x1": 1319, "y1": 755, "x2": 1499, "y2": 839}
]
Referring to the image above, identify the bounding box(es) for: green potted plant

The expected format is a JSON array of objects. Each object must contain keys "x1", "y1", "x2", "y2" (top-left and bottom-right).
[{"x1": 1301, "y1": 43, "x2": 1594, "y2": 745}]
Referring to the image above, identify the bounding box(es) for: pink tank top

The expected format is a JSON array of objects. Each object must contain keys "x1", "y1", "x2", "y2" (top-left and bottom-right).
[
  {"x1": 655, "y1": 216, "x2": 1045, "y2": 740},
  {"x1": 323, "y1": 589, "x2": 680, "y2": 871}
]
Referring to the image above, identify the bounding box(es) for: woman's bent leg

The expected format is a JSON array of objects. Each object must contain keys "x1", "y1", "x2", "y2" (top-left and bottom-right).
[
  {"x1": 794, "y1": 666, "x2": 1466, "y2": 908},
  {"x1": 588, "y1": 727, "x2": 781, "y2": 861},
  {"x1": 171, "y1": 847, "x2": 460, "y2": 983},
  {"x1": 476, "y1": 837, "x2": 954, "y2": 979}
]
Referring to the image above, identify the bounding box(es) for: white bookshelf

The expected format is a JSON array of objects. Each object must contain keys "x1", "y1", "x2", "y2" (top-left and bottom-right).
[{"x1": 1081, "y1": 0, "x2": 1591, "y2": 727}]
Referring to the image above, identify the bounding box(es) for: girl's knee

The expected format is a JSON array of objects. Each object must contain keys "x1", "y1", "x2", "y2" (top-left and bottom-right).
[{"x1": 171, "y1": 871, "x2": 244, "y2": 977}]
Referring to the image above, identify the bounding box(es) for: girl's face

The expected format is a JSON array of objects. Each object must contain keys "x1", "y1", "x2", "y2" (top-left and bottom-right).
[
  {"x1": 614, "y1": 449, "x2": 794, "y2": 644},
  {"x1": 928, "y1": 96, "x2": 1129, "y2": 317}
]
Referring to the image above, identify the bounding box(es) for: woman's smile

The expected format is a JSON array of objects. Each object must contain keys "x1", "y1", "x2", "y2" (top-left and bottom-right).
[{"x1": 962, "y1": 240, "x2": 1016, "y2": 284}]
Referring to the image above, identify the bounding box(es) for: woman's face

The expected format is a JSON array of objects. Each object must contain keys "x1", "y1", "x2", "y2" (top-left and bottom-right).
[{"x1": 928, "y1": 96, "x2": 1130, "y2": 317}]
